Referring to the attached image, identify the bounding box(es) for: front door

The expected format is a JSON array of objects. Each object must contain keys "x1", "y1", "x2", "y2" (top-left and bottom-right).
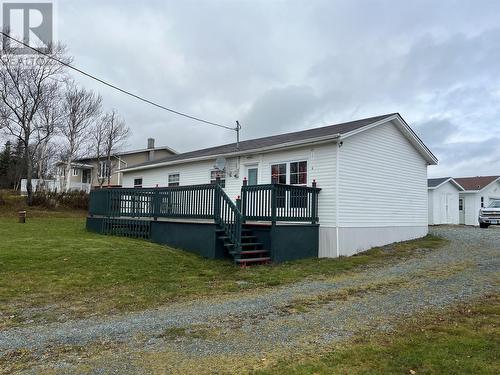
[
  {"x1": 82, "y1": 169, "x2": 91, "y2": 184},
  {"x1": 459, "y1": 198, "x2": 465, "y2": 224},
  {"x1": 246, "y1": 166, "x2": 258, "y2": 185}
]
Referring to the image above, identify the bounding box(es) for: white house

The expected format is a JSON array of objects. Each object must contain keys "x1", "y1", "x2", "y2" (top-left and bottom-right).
[
  {"x1": 454, "y1": 176, "x2": 500, "y2": 225},
  {"x1": 427, "y1": 177, "x2": 463, "y2": 225},
  {"x1": 119, "y1": 113, "x2": 437, "y2": 257}
]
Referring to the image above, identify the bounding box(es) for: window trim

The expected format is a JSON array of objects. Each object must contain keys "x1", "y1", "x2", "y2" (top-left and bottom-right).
[
  {"x1": 98, "y1": 161, "x2": 110, "y2": 179},
  {"x1": 210, "y1": 169, "x2": 226, "y2": 188},
  {"x1": 72, "y1": 168, "x2": 79, "y2": 176},
  {"x1": 133, "y1": 177, "x2": 143, "y2": 188},
  {"x1": 168, "y1": 173, "x2": 180, "y2": 187},
  {"x1": 271, "y1": 163, "x2": 287, "y2": 184},
  {"x1": 270, "y1": 159, "x2": 308, "y2": 185},
  {"x1": 289, "y1": 160, "x2": 308, "y2": 186}
]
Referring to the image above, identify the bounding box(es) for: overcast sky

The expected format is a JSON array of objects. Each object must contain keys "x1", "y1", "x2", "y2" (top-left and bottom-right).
[{"x1": 55, "y1": 0, "x2": 500, "y2": 177}]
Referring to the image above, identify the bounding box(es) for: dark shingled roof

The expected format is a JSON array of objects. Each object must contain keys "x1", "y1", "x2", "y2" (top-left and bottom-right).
[
  {"x1": 428, "y1": 177, "x2": 452, "y2": 188},
  {"x1": 125, "y1": 113, "x2": 397, "y2": 170},
  {"x1": 454, "y1": 176, "x2": 500, "y2": 191}
]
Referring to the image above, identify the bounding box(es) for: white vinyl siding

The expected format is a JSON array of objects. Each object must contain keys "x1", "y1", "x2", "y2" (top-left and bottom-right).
[
  {"x1": 428, "y1": 181, "x2": 460, "y2": 225},
  {"x1": 122, "y1": 144, "x2": 338, "y2": 221},
  {"x1": 338, "y1": 120, "x2": 428, "y2": 227},
  {"x1": 120, "y1": 118, "x2": 432, "y2": 258},
  {"x1": 460, "y1": 180, "x2": 500, "y2": 225}
]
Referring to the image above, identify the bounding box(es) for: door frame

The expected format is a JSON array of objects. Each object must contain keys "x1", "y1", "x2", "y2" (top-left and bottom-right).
[
  {"x1": 458, "y1": 197, "x2": 465, "y2": 225},
  {"x1": 245, "y1": 164, "x2": 259, "y2": 185}
]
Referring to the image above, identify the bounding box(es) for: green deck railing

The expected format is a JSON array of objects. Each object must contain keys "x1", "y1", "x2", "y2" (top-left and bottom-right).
[
  {"x1": 89, "y1": 181, "x2": 320, "y2": 259},
  {"x1": 89, "y1": 184, "x2": 243, "y2": 258},
  {"x1": 89, "y1": 184, "x2": 217, "y2": 219},
  {"x1": 241, "y1": 180, "x2": 321, "y2": 224}
]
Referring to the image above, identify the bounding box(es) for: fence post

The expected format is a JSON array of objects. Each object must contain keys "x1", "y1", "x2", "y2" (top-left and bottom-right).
[
  {"x1": 311, "y1": 179, "x2": 317, "y2": 224},
  {"x1": 271, "y1": 182, "x2": 277, "y2": 226}
]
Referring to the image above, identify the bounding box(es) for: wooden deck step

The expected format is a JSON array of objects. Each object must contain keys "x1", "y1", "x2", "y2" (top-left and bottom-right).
[
  {"x1": 240, "y1": 249, "x2": 269, "y2": 255},
  {"x1": 219, "y1": 235, "x2": 256, "y2": 241},
  {"x1": 224, "y1": 242, "x2": 262, "y2": 248}
]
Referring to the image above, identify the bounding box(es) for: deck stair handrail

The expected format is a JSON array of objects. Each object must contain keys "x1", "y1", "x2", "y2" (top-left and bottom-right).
[
  {"x1": 214, "y1": 184, "x2": 243, "y2": 259},
  {"x1": 241, "y1": 180, "x2": 321, "y2": 224}
]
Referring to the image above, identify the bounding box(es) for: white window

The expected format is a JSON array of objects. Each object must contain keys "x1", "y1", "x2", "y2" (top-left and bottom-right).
[
  {"x1": 271, "y1": 161, "x2": 307, "y2": 185},
  {"x1": 271, "y1": 163, "x2": 287, "y2": 184},
  {"x1": 210, "y1": 170, "x2": 226, "y2": 188},
  {"x1": 290, "y1": 161, "x2": 307, "y2": 185},
  {"x1": 168, "y1": 173, "x2": 180, "y2": 187},
  {"x1": 72, "y1": 168, "x2": 79, "y2": 176},
  {"x1": 134, "y1": 178, "x2": 143, "y2": 188},
  {"x1": 98, "y1": 161, "x2": 110, "y2": 179}
]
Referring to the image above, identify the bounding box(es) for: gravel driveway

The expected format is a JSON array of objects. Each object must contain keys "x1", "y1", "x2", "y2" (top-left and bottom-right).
[{"x1": 1, "y1": 226, "x2": 499, "y2": 374}]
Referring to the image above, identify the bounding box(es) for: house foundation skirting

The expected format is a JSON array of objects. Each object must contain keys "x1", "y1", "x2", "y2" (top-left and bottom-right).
[{"x1": 319, "y1": 225, "x2": 429, "y2": 257}]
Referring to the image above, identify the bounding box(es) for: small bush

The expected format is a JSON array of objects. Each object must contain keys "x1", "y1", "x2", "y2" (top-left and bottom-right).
[{"x1": 32, "y1": 190, "x2": 89, "y2": 210}]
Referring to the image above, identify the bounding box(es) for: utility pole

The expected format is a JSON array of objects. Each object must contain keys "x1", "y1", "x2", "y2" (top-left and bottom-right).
[{"x1": 236, "y1": 120, "x2": 242, "y2": 150}]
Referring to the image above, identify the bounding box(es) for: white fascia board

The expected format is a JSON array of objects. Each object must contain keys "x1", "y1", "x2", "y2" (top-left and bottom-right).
[
  {"x1": 119, "y1": 134, "x2": 341, "y2": 173},
  {"x1": 340, "y1": 114, "x2": 438, "y2": 165},
  {"x1": 428, "y1": 178, "x2": 464, "y2": 191},
  {"x1": 116, "y1": 146, "x2": 178, "y2": 156}
]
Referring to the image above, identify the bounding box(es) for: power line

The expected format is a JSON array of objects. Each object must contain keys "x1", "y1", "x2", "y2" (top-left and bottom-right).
[{"x1": 0, "y1": 32, "x2": 236, "y2": 131}]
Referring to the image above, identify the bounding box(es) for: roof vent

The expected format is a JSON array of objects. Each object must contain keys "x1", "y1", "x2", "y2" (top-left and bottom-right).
[{"x1": 147, "y1": 138, "x2": 155, "y2": 149}]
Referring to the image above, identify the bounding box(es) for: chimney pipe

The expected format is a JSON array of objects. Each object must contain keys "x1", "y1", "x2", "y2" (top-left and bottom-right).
[
  {"x1": 147, "y1": 138, "x2": 155, "y2": 161},
  {"x1": 147, "y1": 138, "x2": 155, "y2": 149}
]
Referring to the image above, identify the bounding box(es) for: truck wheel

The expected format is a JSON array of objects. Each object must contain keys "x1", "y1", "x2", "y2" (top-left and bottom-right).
[{"x1": 479, "y1": 223, "x2": 489, "y2": 228}]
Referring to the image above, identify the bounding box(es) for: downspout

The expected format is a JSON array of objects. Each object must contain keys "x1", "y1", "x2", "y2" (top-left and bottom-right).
[{"x1": 335, "y1": 140, "x2": 342, "y2": 257}]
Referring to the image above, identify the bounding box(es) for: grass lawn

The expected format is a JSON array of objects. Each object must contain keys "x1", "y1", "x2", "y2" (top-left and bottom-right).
[
  {"x1": 0, "y1": 214, "x2": 446, "y2": 327},
  {"x1": 256, "y1": 294, "x2": 500, "y2": 375}
]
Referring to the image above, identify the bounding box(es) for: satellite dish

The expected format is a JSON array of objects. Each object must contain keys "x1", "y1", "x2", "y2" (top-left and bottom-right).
[{"x1": 215, "y1": 156, "x2": 226, "y2": 171}]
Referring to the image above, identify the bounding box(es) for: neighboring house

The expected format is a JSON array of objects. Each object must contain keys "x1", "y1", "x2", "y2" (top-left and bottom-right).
[
  {"x1": 454, "y1": 176, "x2": 500, "y2": 225},
  {"x1": 56, "y1": 138, "x2": 177, "y2": 192},
  {"x1": 427, "y1": 177, "x2": 463, "y2": 225},
  {"x1": 115, "y1": 113, "x2": 437, "y2": 258}
]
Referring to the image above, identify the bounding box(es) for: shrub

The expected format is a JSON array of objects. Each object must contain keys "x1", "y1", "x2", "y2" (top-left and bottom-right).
[{"x1": 32, "y1": 190, "x2": 89, "y2": 210}]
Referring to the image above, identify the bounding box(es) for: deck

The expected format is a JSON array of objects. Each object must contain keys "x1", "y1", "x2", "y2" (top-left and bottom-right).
[{"x1": 87, "y1": 181, "x2": 321, "y2": 264}]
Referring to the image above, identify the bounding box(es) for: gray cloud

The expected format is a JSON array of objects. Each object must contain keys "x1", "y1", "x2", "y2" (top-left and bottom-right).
[{"x1": 49, "y1": 0, "x2": 500, "y2": 177}]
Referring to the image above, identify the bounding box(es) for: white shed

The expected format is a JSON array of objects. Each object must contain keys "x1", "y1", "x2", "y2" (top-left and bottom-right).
[
  {"x1": 454, "y1": 176, "x2": 500, "y2": 226},
  {"x1": 119, "y1": 113, "x2": 437, "y2": 257},
  {"x1": 427, "y1": 177, "x2": 463, "y2": 225}
]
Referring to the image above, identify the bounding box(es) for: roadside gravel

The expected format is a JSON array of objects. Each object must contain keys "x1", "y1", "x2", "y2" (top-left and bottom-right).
[{"x1": 1, "y1": 226, "x2": 499, "y2": 374}]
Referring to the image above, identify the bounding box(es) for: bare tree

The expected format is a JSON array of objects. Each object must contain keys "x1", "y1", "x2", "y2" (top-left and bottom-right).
[
  {"x1": 60, "y1": 81, "x2": 102, "y2": 191},
  {"x1": 0, "y1": 44, "x2": 69, "y2": 204},
  {"x1": 34, "y1": 84, "x2": 62, "y2": 189},
  {"x1": 97, "y1": 110, "x2": 129, "y2": 186}
]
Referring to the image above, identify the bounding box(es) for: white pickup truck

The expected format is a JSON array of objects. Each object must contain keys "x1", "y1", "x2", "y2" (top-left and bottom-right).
[{"x1": 478, "y1": 200, "x2": 500, "y2": 228}]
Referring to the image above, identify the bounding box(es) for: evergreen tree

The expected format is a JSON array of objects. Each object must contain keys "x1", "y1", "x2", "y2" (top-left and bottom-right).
[{"x1": 0, "y1": 141, "x2": 12, "y2": 188}]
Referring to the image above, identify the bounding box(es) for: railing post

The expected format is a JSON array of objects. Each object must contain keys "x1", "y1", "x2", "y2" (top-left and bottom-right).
[
  {"x1": 271, "y1": 182, "x2": 277, "y2": 226},
  {"x1": 312, "y1": 179, "x2": 317, "y2": 224},
  {"x1": 241, "y1": 177, "x2": 247, "y2": 223},
  {"x1": 153, "y1": 187, "x2": 159, "y2": 220},
  {"x1": 214, "y1": 185, "x2": 221, "y2": 224},
  {"x1": 236, "y1": 195, "x2": 241, "y2": 212}
]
